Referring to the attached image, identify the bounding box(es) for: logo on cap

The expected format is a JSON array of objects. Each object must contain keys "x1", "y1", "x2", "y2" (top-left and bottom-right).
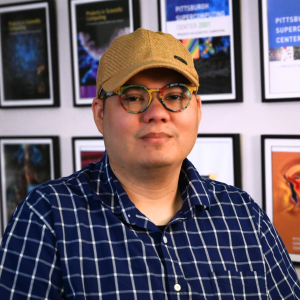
[{"x1": 174, "y1": 55, "x2": 187, "y2": 65}]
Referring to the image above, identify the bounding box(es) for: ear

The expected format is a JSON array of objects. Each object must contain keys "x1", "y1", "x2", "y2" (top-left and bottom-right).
[
  {"x1": 196, "y1": 95, "x2": 202, "y2": 126},
  {"x1": 92, "y1": 98, "x2": 104, "y2": 134}
]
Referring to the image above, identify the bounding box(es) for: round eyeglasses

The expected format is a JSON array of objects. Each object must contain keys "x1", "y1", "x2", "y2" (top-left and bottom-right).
[{"x1": 99, "y1": 83, "x2": 198, "y2": 114}]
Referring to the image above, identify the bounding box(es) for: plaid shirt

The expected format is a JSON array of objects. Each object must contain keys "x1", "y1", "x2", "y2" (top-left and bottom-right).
[{"x1": 0, "y1": 153, "x2": 299, "y2": 300}]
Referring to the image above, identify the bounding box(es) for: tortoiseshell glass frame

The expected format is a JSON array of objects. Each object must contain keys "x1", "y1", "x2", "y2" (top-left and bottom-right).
[{"x1": 99, "y1": 83, "x2": 197, "y2": 113}]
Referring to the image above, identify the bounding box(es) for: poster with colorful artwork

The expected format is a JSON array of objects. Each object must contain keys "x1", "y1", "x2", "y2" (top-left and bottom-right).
[
  {"x1": 272, "y1": 151, "x2": 300, "y2": 255},
  {"x1": 69, "y1": 0, "x2": 138, "y2": 106},
  {"x1": 159, "y1": 0, "x2": 242, "y2": 103},
  {"x1": 259, "y1": 0, "x2": 300, "y2": 102},
  {"x1": 262, "y1": 135, "x2": 300, "y2": 262}
]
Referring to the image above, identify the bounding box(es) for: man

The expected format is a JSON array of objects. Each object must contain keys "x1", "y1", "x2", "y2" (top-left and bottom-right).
[{"x1": 0, "y1": 28, "x2": 299, "y2": 299}]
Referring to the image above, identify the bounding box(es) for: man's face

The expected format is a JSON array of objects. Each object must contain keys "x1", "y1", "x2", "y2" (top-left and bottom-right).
[{"x1": 92, "y1": 68, "x2": 202, "y2": 171}]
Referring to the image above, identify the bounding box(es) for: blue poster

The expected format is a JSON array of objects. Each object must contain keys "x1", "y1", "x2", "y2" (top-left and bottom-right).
[
  {"x1": 268, "y1": 0, "x2": 300, "y2": 48},
  {"x1": 166, "y1": 0, "x2": 229, "y2": 22},
  {"x1": 1, "y1": 8, "x2": 50, "y2": 100}
]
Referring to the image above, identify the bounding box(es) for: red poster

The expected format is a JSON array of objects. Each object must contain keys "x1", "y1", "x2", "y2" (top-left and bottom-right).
[{"x1": 80, "y1": 151, "x2": 104, "y2": 168}]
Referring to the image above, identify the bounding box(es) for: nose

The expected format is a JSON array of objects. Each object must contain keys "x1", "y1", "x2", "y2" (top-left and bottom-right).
[{"x1": 142, "y1": 92, "x2": 171, "y2": 123}]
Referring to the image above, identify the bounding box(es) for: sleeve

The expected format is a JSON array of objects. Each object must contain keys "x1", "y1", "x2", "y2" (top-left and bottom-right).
[
  {"x1": 257, "y1": 204, "x2": 300, "y2": 299},
  {"x1": 0, "y1": 194, "x2": 65, "y2": 299}
]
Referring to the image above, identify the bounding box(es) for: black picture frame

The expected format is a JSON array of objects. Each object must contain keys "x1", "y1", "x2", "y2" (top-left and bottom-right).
[
  {"x1": 261, "y1": 135, "x2": 300, "y2": 263},
  {"x1": 157, "y1": 0, "x2": 243, "y2": 104},
  {"x1": 259, "y1": 0, "x2": 300, "y2": 102},
  {"x1": 72, "y1": 136, "x2": 105, "y2": 171},
  {"x1": 188, "y1": 134, "x2": 241, "y2": 188},
  {"x1": 0, "y1": 136, "x2": 60, "y2": 234},
  {"x1": 69, "y1": 0, "x2": 140, "y2": 107},
  {"x1": 0, "y1": 0, "x2": 60, "y2": 108}
]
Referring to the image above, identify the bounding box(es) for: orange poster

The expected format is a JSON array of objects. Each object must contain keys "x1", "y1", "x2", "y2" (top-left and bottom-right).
[{"x1": 272, "y1": 152, "x2": 300, "y2": 254}]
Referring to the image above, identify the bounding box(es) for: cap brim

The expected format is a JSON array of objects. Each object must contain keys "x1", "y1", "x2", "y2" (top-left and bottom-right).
[{"x1": 102, "y1": 61, "x2": 199, "y2": 92}]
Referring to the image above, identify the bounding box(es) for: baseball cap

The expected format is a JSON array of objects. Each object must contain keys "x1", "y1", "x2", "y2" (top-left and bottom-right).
[{"x1": 96, "y1": 28, "x2": 199, "y2": 96}]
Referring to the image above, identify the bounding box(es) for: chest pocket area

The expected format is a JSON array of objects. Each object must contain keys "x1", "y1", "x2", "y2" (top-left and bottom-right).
[{"x1": 209, "y1": 270, "x2": 267, "y2": 300}]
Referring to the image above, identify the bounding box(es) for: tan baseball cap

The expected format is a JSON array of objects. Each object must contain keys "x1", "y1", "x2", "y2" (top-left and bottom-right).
[{"x1": 96, "y1": 28, "x2": 199, "y2": 96}]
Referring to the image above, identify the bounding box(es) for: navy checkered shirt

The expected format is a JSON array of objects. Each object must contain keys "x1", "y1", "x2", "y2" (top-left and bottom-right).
[{"x1": 0, "y1": 153, "x2": 299, "y2": 299}]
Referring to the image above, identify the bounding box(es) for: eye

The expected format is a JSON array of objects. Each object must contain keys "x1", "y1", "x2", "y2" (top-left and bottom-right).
[
  {"x1": 121, "y1": 87, "x2": 148, "y2": 102},
  {"x1": 164, "y1": 93, "x2": 185, "y2": 101},
  {"x1": 163, "y1": 86, "x2": 189, "y2": 101},
  {"x1": 123, "y1": 96, "x2": 142, "y2": 102},
  {"x1": 169, "y1": 95, "x2": 181, "y2": 100}
]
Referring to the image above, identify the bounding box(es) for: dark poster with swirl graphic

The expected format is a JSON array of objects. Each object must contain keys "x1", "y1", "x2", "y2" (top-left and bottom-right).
[
  {"x1": 0, "y1": 1, "x2": 59, "y2": 108},
  {"x1": 262, "y1": 135, "x2": 300, "y2": 263},
  {"x1": 69, "y1": 0, "x2": 140, "y2": 106}
]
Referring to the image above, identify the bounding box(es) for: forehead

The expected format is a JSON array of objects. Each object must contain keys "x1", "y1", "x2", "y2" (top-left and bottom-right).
[{"x1": 125, "y1": 68, "x2": 191, "y2": 88}]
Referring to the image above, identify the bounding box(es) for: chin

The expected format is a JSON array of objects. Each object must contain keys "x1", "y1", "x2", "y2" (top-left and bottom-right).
[{"x1": 139, "y1": 156, "x2": 181, "y2": 169}]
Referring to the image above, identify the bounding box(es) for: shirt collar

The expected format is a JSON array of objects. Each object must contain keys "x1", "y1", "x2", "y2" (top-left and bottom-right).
[
  {"x1": 179, "y1": 159, "x2": 211, "y2": 219},
  {"x1": 91, "y1": 152, "x2": 211, "y2": 222}
]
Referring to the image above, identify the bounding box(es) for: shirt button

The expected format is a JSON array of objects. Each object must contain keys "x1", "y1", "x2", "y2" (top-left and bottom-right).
[
  {"x1": 163, "y1": 236, "x2": 168, "y2": 243},
  {"x1": 174, "y1": 284, "x2": 181, "y2": 291}
]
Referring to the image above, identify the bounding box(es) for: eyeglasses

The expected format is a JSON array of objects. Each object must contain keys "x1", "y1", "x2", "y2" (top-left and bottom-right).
[{"x1": 99, "y1": 83, "x2": 197, "y2": 114}]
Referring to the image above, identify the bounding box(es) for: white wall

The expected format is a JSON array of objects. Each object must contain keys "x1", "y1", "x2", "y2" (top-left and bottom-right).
[{"x1": 0, "y1": 0, "x2": 299, "y2": 275}]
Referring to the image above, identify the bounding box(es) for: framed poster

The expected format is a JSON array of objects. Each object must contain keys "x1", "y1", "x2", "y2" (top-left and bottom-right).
[
  {"x1": 0, "y1": 0, "x2": 60, "y2": 108},
  {"x1": 261, "y1": 135, "x2": 300, "y2": 263},
  {"x1": 158, "y1": 0, "x2": 243, "y2": 103},
  {"x1": 259, "y1": 0, "x2": 300, "y2": 102},
  {"x1": 72, "y1": 137, "x2": 105, "y2": 171},
  {"x1": 69, "y1": 0, "x2": 140, "y2": 106},
  {"x1": 187, "y1": 134, "x2": 241, "y2": 187},
  {"x1": 0, "y1": 136, "x2": 60, "y2": 234}
]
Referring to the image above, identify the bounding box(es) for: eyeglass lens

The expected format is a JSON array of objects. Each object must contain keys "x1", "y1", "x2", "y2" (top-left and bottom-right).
[{"x1": 120, "y1": 86, "x2": 191, "y2": 112}]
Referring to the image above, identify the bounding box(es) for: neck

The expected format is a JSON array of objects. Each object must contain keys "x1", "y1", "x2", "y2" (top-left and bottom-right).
[{"x1": 109, "y1": 159, "x2": 183, "y2": 225}]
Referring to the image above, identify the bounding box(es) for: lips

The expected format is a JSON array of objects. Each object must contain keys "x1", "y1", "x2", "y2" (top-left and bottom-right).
[
  {"x1": 141, "y1": 132, "x2": 172, "y2": 139},
  {"x1": 140, "y1": 132, "x2": 173, "y2": 144}
]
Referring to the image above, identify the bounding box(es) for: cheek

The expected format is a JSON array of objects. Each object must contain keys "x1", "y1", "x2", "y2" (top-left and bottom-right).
[
  {"x1": 103, "y1": 111, "x2": 138, "y2": 147},
  {"x1": 179, "y1": 110, "x2": 199, "y2": 136},
  {"x1": 176, "y1": 115, "x2": 199, "y2": 156}
]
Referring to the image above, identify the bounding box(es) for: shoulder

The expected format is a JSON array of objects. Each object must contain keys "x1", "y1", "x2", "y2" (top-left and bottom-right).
[
  {"x1": 203, "y1": 178, "x2": 264, "y2": 230},
  {"x1": 204, "y1": 177, "x2": 254, "y2": 206},
  {"x1": 26, "y1": 163, "x2": 94, "y2": 204},
  {"x1": 181, "y1": 159, "x2": 262, "y2": 222},
  {"x1": 6, "y1": 162, "x2": 100, "y2": 234}
]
